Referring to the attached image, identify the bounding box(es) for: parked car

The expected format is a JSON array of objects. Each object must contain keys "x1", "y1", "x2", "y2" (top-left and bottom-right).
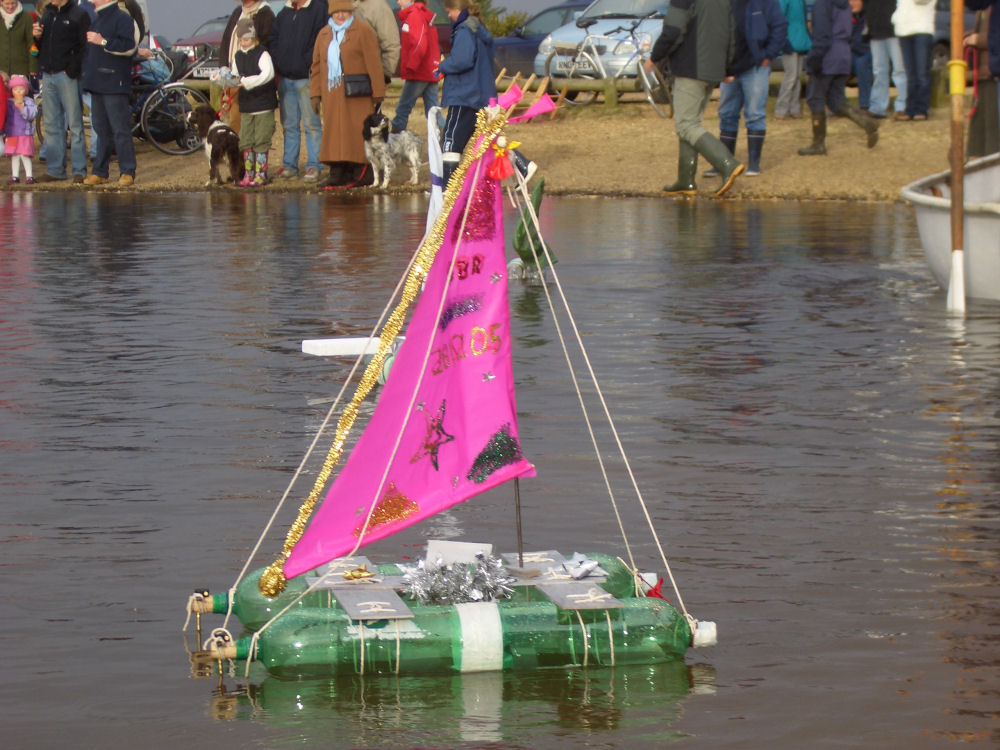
[
  {"x1": 494, "y1": 0, "x2": 592, "y2": 78},
  {"x1": 173, "y1": 0, "x2": 452, "y2": 82},
  {"x1": 534, "y1": 0, "x2": 669, "y2": 81}
]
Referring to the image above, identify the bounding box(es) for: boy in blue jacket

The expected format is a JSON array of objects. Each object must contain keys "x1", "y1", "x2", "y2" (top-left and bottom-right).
[{"x1": 712, "y1": 0, "x2": 787, "y2": 176}]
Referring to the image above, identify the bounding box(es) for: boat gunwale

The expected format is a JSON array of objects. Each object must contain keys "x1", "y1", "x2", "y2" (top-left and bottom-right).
[{"x1": 900, "y1": 153, "x2": 1000, "y2": 216}]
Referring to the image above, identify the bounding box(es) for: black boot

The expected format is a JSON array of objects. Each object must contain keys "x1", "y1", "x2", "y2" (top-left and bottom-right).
[
  {"x1": 746, "y1": 130, "x2": 765, "y2": 176},
  {"x1": 837, "y1": 104, "x2": 879, "y2": 148},
  {"x1": 320, "y1": 162, "x2": 346, "y2": 188},
  {"x1": 704, "y1": 129, "x2": 737, "y2": 177},
  {"x1": 663, "y1": 139, "x2": 698, "y2": 196},
  {"x1": 693, "y1": 133, "x2": 744, "y2": 197},
  {"x1": 798, "y1": 112, "x2": 827, "y2": 156}
]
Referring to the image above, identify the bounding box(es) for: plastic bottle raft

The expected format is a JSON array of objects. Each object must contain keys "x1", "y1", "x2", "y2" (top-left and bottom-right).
[{"x1": 195, "y1": 552, "x2": 707, "y2": 677}]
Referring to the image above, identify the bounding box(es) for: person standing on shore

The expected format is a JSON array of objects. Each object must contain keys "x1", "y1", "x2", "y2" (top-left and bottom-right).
[
  {"x1": 220, "y1": 0, "x2": 276, "y2": 134},
  {"x1": 391, "y1": 0, "x2": 442, "y2": 134},
  {"x1": 966, "y1": 0, "x2": 1000, "y2": 132},
  {"x1": 892, "y1": 0, "x2": 934, "y2": 120},
  {"x1": 866, "y1": 0, "x2": 908, "y2": 119},
  {"x1": 710, "y1": 0, "x2": 787, "y2": 176},
  {"x1": 774, "y1": 0, "x2": 812, "y2": 119},
  {"x1": 270, "y1": 0, "x2": 328, "y2": 182},
  {"x1": 80, "y1": 0, "x2": 138, "y2": 186},
  {"x1": 5, "y1": 73, "x2": 37, "y2": 183},
  {"x1": 645, "y1": 0, "x2": 744, "y2": 197},
  {"x1": 32, "y1": 0, "x2": 89, "y2": 183},
  {"x1": 797, "y1": 0, "x2": 879, "y2": 154},
  {"x1": 0, "y1": 0, "x2": 40, "y2": 79},
  {"x1": 964, "y1": 7, "x2": 998, "y2": 155}
]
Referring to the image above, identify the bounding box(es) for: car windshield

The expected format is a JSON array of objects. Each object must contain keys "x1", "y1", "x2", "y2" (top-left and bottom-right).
[{"x1": 580, "y1": 0, "x2": 668, "y2": 19}]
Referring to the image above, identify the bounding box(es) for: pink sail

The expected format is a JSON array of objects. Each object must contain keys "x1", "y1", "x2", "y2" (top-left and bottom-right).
[{"x1": 284, "y1": 149, "x2": 536, "y2": 580}]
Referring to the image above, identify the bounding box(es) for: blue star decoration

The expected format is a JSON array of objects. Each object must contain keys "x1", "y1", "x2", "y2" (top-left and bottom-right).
[
  {"x1": 490, "y1": 272, "x2": 503, "y2": 284},
  {"x1": 410, "y1": 399, "x2": 455, "y2": 471},
  {"x1": 482, "y1": 371, "x2": 495, "y2": 382}
]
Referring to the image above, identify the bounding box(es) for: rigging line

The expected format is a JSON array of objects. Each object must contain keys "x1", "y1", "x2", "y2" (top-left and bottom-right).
[
  {"x1": 220, "y1": 235, "x2": 422, "y2": 630},
  {"x1": 348, "y1": 155, "x2": 487, "y2": 557},
  {"x1": 510, "y1": 176, "x2": 689, "y2": 617},
  {"x1": 503, "y1": 178, "x2": 635, "y2": 575}
]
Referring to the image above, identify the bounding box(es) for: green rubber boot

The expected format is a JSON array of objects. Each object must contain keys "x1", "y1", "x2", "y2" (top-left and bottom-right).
[
  {"x1": 663, "y1": 139, "x2": 698, "y2": 196},
  {"x1": 693, "y1": 133, "x2": 744, "y2": 197},
  {"x1": 797, "y1": 113, "x2": 827, "y2": 156}
]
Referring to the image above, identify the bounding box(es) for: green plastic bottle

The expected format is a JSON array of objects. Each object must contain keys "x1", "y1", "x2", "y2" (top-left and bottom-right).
[{"x1": 230, "y1": 597, "x2": 691, "y2": 678}]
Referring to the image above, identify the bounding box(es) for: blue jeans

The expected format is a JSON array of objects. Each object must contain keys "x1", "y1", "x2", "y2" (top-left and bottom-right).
[
  {"x1": 718, "y1": 65, "x2": 771, "y2": 133},
  {"x1": 42, "y1": 71, "x2": 87, "y2": 178},
  {"x1": 391, "y1": 79, "x2": 442, "y2": 132},
  {"x1": 278, "y1": 77, "x2": 321, "y2": 172},
  {"x1": 90, "y1": 92, "x2": 136, "y2": 178},
  {"x1": 899, "y1": 33, "x2": 932, "y2": 117},
  {"x1": 869, "y1": 37, "x2": 907, "y2": 116},
  {"x1": 852, "y1": 47, "x2": 872, "y2": 111}
]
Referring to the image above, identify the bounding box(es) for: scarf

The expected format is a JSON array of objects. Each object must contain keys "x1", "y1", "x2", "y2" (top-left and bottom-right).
[
  {"x1": 326, "y1": 15, "x2": 354, "y2": 90},
  {"x1": 1, "y1": 1, "x2": 22, "y2": 29}
]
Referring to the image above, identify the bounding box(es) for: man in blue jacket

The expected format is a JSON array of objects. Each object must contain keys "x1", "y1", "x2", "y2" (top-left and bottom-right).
[
  {"x1": 270, "y1": 0, "x2": 329, "y2": 181},
  {"x1": 711, "y1": 0, "x2": 787, "y2": 176},
  {"x1": 81, "y1": 0, "x2": 138, "y2": 186}
]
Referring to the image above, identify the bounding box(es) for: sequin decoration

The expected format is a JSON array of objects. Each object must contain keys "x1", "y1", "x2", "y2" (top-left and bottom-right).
[
  {"x1": 439, "y1": 294, "x2": 483, "y2": 330},
  {"x1": 411, "y1": 400, "x2": 455, "y2": 471},
  {"x1": 451, "y1": 176, "x2": 497, "y2": 244},
  {"x1": 466, "y1": 423, "x2": 523, "y2": 483},
  {"x1": 354, "y1": 482, "x2": 419, "y2": 537}
]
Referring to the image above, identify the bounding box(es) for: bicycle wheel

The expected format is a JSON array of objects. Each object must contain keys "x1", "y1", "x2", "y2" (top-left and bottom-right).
[
  {"x1": 140, "y1": 83, "x2": 209, "y2": 155},
  {"x1": 545, "y1": 51, "x2": 599, "y2": 106},
  {"x1": 637, "y1": 60, "x2": 671, "y2": 118}
]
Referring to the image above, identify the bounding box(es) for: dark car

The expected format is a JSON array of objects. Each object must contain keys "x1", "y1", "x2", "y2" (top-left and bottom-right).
[{"x1": 495, "y1": 0, "x2": 592, "y2": 77}]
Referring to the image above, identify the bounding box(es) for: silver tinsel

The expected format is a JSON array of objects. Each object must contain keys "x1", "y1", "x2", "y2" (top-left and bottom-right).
[{"x1": 400, "y1": 553, "x2": 516, "y2": 605}]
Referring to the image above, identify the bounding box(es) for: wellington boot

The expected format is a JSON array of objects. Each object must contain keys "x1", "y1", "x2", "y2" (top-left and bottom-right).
[
  {"x1": 703, "y1": 130, "x2": 737, "y2": 177},
  {"x1": 746, "y1": 130, "x2": 765, "y2": 176},
  {"x1": 797, "y1": 113, "x2": 827, "y2": 156},
  {"x1": 693, "y1": 133, "x2": 744, "y2": 197},
  {"x1": 837, "y1": 104, "x2": 879, "y2": 148},
  {"x1": 251, "y1": 151, "x2": 268, "y2": 187},
  {"x1": 238, "y1": 149, "x2": 255, "y2": 187},
  {"x1": 663, "y1": 139, "x2": 698, "y2": 196}
]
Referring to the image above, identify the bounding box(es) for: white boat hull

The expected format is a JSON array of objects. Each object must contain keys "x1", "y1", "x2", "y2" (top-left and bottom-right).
[{"x1": 900, "y1": 153, "x2": 1000, "y2": 301}]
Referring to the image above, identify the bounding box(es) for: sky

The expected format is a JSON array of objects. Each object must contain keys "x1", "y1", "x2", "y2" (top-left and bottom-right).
[{"x1": 147, "y1": 0, "x2": 542, "y2": 44}]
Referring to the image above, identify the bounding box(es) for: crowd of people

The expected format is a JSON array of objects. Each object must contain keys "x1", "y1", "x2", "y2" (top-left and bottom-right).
[
  {"x1": 646, "y1": 0, "x2": 999, "y2": 196},
  {"x1": 3, "y1": 0, "x2": 999, "y2": 192}
]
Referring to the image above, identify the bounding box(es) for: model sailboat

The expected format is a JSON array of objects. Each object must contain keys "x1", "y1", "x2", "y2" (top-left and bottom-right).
[{"x1": 188, "y1": 109, "x2": 715, "y2": 678}]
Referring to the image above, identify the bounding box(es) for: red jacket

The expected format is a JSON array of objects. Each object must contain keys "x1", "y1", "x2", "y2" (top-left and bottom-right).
[{"x1": 397, "y1": 3, "x2": 440, "y2": 81}]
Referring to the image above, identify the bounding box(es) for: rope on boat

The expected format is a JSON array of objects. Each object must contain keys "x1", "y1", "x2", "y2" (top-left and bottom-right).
[
  {"x1": 576, "y1": 610, "x2": 589, "y2": 667},
  {"x1": 606, "y1": 610, "x2": 615, "y2": 667},
  {"x1": 504, "y1": 173, "x2": 690, "y2": 619}
]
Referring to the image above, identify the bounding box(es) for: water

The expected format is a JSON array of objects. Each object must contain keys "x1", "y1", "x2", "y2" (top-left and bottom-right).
[{"x1": 1, "y1": 192, "x2": 997, "y2": 749}]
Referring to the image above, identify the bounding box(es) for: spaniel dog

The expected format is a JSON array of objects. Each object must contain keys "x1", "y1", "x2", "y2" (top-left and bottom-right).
[
  {"x1": 188, "y1": 104, "x2": 243, "y2": 187},
  {"x1": 362, "y1": 112, "x2": 422, "y2": 188}
]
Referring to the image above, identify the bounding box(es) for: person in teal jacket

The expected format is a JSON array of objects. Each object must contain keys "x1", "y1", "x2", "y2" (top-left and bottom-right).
[{"x1": 775, "y1": 0, "x2": 811, "y2": 118}]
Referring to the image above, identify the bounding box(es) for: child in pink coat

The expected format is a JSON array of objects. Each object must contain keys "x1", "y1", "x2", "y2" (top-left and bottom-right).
[{"x1": 5, "y1": 74, "x2": 37, "y2": 184}]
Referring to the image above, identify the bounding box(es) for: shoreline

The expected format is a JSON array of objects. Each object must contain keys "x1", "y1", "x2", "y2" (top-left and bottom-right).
[{"x1": 3, "y1": 92, "x2": 954, "y2": 202}]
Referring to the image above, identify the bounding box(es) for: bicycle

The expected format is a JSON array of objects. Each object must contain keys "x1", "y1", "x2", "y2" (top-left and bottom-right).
[
  {"x1": 544, "y1": 14, "x2": 672, "y2": 117},
  {"x1": 131, "y1": 50, "x2": 212, "y2": 155},
  {"x1": 33, "y1": 50, "x2": 211, "y2": 156}
]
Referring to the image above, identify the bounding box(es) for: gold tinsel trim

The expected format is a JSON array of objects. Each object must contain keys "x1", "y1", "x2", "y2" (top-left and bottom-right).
[{"x1": 258, "y1": 109, "x2": 510, "y2": 597}]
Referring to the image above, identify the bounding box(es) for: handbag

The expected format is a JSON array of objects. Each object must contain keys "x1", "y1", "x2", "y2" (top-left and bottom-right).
[{"x1": 343, "y1": 74, "x2": 372, "y2": 97}]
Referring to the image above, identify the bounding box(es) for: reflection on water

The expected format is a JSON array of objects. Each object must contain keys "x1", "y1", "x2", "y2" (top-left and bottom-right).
[
  {"x1": 201, "y1": 662, "x2": 705, "y2": 748},
  {"x1": 1, "y1": 191, "x2": 998, "y2": 749}
]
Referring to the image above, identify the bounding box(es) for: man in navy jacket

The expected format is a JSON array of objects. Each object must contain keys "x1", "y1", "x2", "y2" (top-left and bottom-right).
[
  {"x1": 32, "y1": 0, "x2": 90, "y2": 183},
  {"x1": 269, "y1": 0, "x2": 329, "y2": 181},
  {"x1": 81, "y1": 0, "x2": 138, "y2": 186},
  {"x1": 712, "y1": 0, "x2": 787, "y2": 175}
]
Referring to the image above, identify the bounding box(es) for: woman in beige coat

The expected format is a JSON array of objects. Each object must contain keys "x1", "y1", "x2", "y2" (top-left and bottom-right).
[{"x1": 310, "y1": 0, "x2": 385, "y2": 188}]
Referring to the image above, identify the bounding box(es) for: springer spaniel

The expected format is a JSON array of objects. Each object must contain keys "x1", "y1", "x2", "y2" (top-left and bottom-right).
[
  {"x1": 362, "y1": 112, "x2": 422, "y2": 189},
  {"x1": 188, "y1": 104, "x2": 243, "y2": 187}
]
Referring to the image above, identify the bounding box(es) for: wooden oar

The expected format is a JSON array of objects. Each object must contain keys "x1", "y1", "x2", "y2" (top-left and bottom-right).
[{"x1": 946, "y1": 0, "x2": 967, "y2": 313}]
